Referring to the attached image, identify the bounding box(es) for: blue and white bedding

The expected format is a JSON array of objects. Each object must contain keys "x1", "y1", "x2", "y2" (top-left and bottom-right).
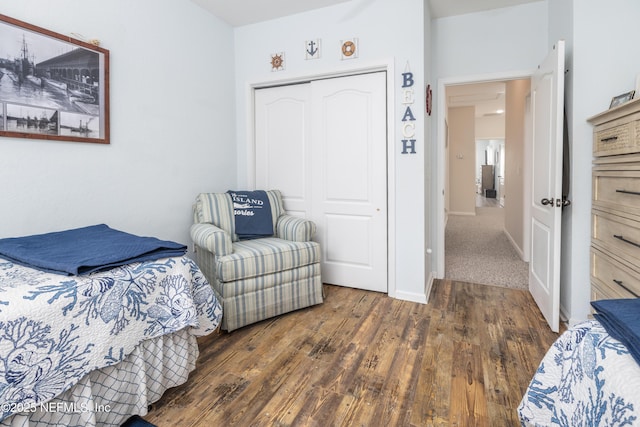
[
  {"x1": 518, "y1": 320, "x2": 640, "y2": 426},
  {"x1": 1, "y1": 329, "x2": 198, "y2": 427},
  {"x1": 0, "y1": 255, "x2": 222, "y2": 422}
]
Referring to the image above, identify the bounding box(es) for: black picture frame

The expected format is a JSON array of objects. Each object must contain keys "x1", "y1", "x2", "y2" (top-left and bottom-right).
[
  {"x1": 0, "y1": 14, "x2": 109, "y2": 144},
  {"x1": 609, "y1": 90, "x2": 635, "y2": 109}
]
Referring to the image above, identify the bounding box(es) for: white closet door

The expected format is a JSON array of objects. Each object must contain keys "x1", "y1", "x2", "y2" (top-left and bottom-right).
[
  {"x1": 254, "y1": 72, "x2": 387, "y2": 293},
  {"x1": 311, "y1": 72, "x2": 387, "y2": 292},
  {"x1": 255, "y1": 83, "x2": 312, "y2": 218}
]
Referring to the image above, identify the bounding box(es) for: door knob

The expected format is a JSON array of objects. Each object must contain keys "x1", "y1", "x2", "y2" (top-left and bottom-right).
[{"x1": 541, "y1": 198, "x2": 554, "y2": 206}]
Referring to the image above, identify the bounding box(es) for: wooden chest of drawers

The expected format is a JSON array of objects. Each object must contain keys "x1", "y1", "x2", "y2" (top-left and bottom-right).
[{"x1": 588, "y1": 98, "x2": 640, "y2": 301}]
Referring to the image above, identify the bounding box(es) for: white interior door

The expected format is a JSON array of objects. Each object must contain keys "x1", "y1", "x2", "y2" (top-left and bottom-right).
[
  {"x1": 254, "y1": 72, "x2": 388, "y2": 293},
  {"x1": 529, "y1": 40, "x2": 565, "y2": 333},
  {"x1": 311, "y1": 73, "x2": 387, "y2": 292},
  {"x1": 255, "y1": 84, "x2": 312, "y2": 218}
]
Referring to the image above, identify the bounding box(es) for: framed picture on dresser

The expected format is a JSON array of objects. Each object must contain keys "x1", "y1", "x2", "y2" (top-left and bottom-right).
[{"x1": 609, "y1": 90, "x2": 635, "y2": 109}]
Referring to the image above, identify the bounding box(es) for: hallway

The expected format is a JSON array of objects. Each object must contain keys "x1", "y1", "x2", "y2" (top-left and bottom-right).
[{"x1": 445, "y1": 204, "x2": 528, "y2": 289}]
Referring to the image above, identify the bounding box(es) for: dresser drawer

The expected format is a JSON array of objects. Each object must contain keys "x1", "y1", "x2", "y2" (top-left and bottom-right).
[
  {"x1": 592, "y1": 209, "x2": 640, "y2": 266},
  {"x1": 591, "y1": 247, "x2": 640, "y2": 298},
  {"x1": 591, "y1": 279, "x2": 636, "y2": 303},
  {"x1": 593, "y1": 170, "x2": 640, "y2": 216},
  {"x1": 593, "y1": 121, "x2": 637, "y2": 156}
]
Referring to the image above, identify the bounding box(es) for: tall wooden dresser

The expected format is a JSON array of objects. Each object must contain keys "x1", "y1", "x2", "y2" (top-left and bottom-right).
[{"x1": 588, "y1": 97, "x2": 640, "y2": 301}]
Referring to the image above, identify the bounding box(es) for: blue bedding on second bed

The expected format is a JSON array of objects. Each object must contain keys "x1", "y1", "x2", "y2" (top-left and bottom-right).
[{"x1": 592, "y1": 298, "x2": 640, "y2": 366}]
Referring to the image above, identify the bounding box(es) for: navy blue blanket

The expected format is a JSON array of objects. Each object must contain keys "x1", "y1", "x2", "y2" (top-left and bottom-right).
[
  {"x1": 591, "y1": 298, "x2": 640, "y2": 366},
  {"x1": 228, "y1": 190, "x2": 273, "y2": 240},
  {"x1": 0, "y1": 224, "x2": 187, "y2": 276}
]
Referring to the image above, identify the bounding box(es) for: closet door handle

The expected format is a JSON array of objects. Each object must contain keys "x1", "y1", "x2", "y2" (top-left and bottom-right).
[
  {"x1": 541, "y1": 198, "x2": 554, "y2": 206},
  {"x1": 613, "y1": 234, "x2": 640, "y2": 249},
  {"x1": 613, "y1": 279, "x2": 640, "y2": 298}
]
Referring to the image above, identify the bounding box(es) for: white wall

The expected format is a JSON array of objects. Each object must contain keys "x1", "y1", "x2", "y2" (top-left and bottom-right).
[
  {"x1": 233, "y1": 0, "x2": 429, "y2": 302},
  {"x1": 423, "y1": 4, "x2": 434, "y2": 295},
  {"x1": 504, "y1": 79, "x2": 530, "y2": 256},
  {"x1": 0, "y1": 0, "x2": 237, "y2": 247},
  {"x1": 432, "y1": 2, "x2": 548, "y2": 79},
  {"x1": 476, "y1": 115, "x2": 505, "y2": 140}
]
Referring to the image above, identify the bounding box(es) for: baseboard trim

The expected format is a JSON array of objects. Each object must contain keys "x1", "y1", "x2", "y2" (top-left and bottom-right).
[
  {"x1": 449, "y1": 211, "x2": 475, "y2": 216},
  {"x1": 504, "y1": 227, "x2": 525, "y2": 260},
  {"x1": 424, "y1": 271, "x2": 435, "y2": 303},
  {"x1": 560, "y1": 305, "x2": 584, "y2": 327},
  {"x1": 395, "y1": 288, "x2": 429, "y2": 304}
]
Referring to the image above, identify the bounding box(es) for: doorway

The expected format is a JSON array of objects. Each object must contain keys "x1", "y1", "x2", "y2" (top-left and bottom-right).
[
  {"x1": 476, "y1": 138, "x2": 505, "y2": 207},
  {"x1": 438, "y1": 75, "x2": 532, "y2": 287}
]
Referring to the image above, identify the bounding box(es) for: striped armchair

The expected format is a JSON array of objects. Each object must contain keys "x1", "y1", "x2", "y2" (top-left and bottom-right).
[{"x1": 190, "y1": 190, "x2": 323, "y2": 331}]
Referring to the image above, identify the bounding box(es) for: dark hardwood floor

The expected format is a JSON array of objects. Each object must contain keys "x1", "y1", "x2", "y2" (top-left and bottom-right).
[{"x1": 145, "y1": 280, "x2": 562, "y2": 426}]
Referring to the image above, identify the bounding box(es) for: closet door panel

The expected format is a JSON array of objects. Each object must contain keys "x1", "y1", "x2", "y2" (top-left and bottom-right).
[
  {"x1": 255, "y1": 84, "x2": 312, "y2": 218},
  {"x1": 311, "y1": 72, "x2": 387, "y2": 292}
]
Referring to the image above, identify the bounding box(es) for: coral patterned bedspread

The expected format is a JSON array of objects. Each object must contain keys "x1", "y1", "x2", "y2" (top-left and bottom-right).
[
  {"x1": 0, "y1": 256, "x2": 222, "y2": 421},
  {"x1": 518, "y1": 320, "x2": 640, "y2": 426}
]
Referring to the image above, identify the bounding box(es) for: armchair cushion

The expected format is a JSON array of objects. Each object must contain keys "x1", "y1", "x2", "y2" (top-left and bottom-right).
[
  {"x1": 195, "y1": 192, "x2": 238, "y2": 240},
  {"x1": 216, "y1": 237, "x2": 319, "y2": 282},
  {"x1": 219, "y1": 261, "x2": 320, "y2": 299},
  {"x1": 190, "y1": 223, "x2": 232, "y2": 256},
  {"x1": 276, "y1": 215, "x2": 317, "y2": 242}
]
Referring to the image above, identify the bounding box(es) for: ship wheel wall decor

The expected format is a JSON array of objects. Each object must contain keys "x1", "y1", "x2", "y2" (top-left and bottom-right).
[{"x1": 270, "y1": 52, "x2": 285, "y2": 71}]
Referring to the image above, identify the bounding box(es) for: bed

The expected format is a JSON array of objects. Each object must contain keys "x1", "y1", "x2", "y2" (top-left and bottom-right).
[
  {"x1": 518, "y1": 319, "x2": 640, "y2": 426},
  {"x1": 0, "y1": 226, "x2": 222, "y2": 426}
]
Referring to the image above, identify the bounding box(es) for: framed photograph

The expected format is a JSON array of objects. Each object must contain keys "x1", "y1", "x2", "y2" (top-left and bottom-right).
[
  {"x1": 609, "y1": 90, "x2": 635, "y2": 109},
  {"x1": 0, "y1": 14, "x2": 109, "y2": 144}
]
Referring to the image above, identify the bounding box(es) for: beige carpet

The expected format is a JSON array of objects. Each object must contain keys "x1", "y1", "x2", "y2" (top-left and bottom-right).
[{"x1": 445, "y1": 207, "x2": 529, "y2": 290}]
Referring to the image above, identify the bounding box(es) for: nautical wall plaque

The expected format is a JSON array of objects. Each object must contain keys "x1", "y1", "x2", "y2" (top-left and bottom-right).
[
  {"x1": 270, "y1": 52, "x2": 285, "y2": 72},
  {"x1": 305, "y1": 39, "x2": 321, "y2": 60},
  {"x1": 340, "y1": 38, "x2": 358, "y2": 60}
]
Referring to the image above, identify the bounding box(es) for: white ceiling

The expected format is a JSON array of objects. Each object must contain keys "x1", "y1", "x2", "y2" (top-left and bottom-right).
[
  {"x1": 447, "y1": 82, "x2": 507, "y2": 118},
  {"x1": 190, "y1": 0, "x2": 351, "y2": 27},
  {"x1": 428, "y1": 0, "x2": 541, "y2": 20},
  {"x1": 192, "y1": 0, "x2": 542, "y2": 27}
]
